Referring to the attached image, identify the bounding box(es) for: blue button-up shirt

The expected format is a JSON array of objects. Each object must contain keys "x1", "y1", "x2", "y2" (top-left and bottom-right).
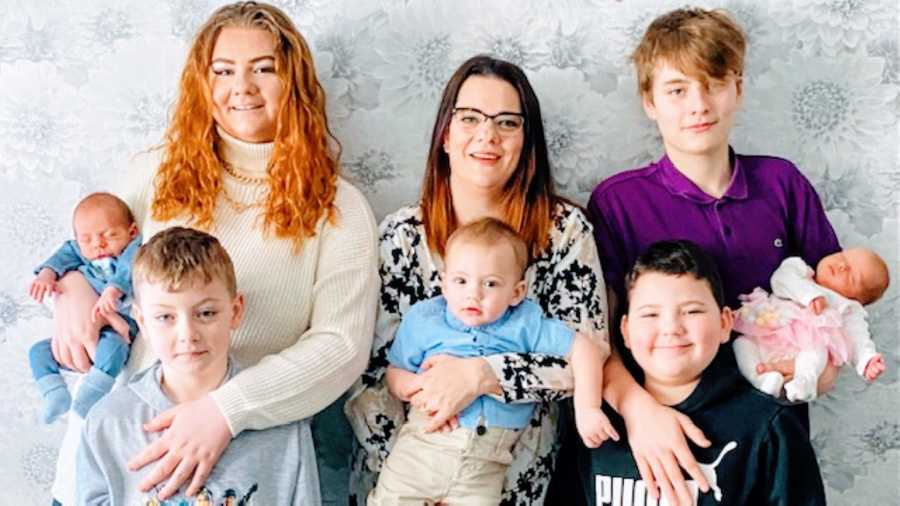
[{"x1": 388, "y1": 296, "x2": 575, "y2": 430}]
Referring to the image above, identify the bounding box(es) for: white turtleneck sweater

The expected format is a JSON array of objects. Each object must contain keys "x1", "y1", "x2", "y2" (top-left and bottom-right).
[{"x1": 116, "y1": 129, "x2": 379, "y2": 435}]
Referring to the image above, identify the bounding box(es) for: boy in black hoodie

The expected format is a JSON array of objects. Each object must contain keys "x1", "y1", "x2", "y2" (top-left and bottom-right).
[{"x1": 579, "y1": 240, "x2": 825, "y2": 505}]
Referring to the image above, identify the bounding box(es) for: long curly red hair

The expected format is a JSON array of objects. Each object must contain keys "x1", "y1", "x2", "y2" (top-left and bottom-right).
[{"x1": 152, "y1": 1, "x2": 339, "y2": 250}]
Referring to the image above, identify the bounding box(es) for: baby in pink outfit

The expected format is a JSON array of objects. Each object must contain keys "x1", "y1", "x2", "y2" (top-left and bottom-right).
[{"x1": 734, "y1": 248, "x2": 889, "y2": 402}]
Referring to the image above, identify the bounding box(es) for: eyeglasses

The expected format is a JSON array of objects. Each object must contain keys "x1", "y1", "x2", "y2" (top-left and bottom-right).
[{"x1": 451, "y1": 107, "x2": 525, "y2": 135}]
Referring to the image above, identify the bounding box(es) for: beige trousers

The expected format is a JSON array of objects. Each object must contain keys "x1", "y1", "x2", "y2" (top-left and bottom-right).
[{"x1": 368, "y1": 409, "x2": 521, "y2": 506}]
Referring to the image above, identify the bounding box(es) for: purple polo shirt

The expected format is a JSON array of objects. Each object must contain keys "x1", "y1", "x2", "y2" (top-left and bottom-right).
[{"x1": 587, "y1": 151, "x2": 840, "y2": 309}]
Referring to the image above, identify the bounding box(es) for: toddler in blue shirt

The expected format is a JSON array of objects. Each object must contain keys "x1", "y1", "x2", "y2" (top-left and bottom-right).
[
  {"x1": 370, "y1": 217, "x2": 616, "y2": 505},
  {"x1": 27, "y1": 192, "x2": 141, "y2": 423}
]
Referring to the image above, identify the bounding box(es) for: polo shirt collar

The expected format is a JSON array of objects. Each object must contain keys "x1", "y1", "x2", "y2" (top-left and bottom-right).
[{"x1": 658, "y1": 147, "x2": 748, "y2": 203}]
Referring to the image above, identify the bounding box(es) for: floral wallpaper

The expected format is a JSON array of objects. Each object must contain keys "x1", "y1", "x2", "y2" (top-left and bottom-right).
[{"x1": 0, "y1": 0, "x2": 897, "y2": 504}]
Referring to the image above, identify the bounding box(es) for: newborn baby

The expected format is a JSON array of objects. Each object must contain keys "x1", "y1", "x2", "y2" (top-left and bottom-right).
[{"x1": 733, "y1": 248, "x2": 889, "y2": 402}]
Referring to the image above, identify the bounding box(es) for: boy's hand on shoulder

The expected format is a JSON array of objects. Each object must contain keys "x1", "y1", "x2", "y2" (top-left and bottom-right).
[
  {"x1": 29, "y1": 268, "x2": 59, "y2": 303},
  {"x1": 92, "y1": 286, "x2": 124, "y2": 323},
  {"x1": 622, "y1": 394, "x2": 710, "y2": 506},
  {"x1": 575, "y1": 404, "x2": 619, "y2": 448}
]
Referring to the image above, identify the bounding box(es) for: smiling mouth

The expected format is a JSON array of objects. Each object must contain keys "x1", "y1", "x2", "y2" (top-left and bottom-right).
[
  {"x1": 469, "y1": 153, "x2": 501, "y2": 162},
  {"x1": 231, "y1": 104, "x2": 263, "y2": 111},
  {"x1": 655, "y1": 344, "x2": 692, "y2": 353}
]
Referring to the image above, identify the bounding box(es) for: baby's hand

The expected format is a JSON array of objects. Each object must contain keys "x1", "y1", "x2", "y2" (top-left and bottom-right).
[
  {"x1": 576, "y1": 405, "x2": 620, "y2": 449},
  {"x1": 92, "y1": 286, "x2": 124, "y2": 323},
  {"x1": 29, "y1": 268, "x2": 59, "y2": 303},
  {"x1": 864, "y1": 354, "x2": 885, "y2": 382},
  {"x1": 809, "y1": 296, "x2": 827, "y2": 315}
]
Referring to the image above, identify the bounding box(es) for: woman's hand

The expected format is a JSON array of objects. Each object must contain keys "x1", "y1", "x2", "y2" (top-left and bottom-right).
[
  {"x1": 52, "y1": 271, "x2": 103, "y2": 372},
  {"x1": 622, "y1": 393, "x2": 711, "y2": 506},
  {"x1": 408, "y1": 354, "x2": 498, "y2": 433},
  {"x1": 128, "y1": 396, "x2": 233, "y2": 500},
  {"x1": 756, "y1": 356, "x2": 841, "y2": 395}
]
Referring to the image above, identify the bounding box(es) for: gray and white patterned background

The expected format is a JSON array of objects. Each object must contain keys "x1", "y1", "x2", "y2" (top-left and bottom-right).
[{"x1": 0, "y1": 0, "x2": 897, "y2": 503}]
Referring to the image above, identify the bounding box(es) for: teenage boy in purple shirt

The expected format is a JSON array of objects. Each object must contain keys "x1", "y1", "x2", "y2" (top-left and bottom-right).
[{"x1": 581, "y1": 8, "x2": 840, "y2": 506}]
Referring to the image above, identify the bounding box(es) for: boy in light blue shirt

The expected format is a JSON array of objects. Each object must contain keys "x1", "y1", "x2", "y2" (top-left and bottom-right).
[
  {"x1": 369, "y1": 218, "x2": 616, "y2": 505},
  {"x1": 76, "y1": 227, "x2": 319, "y2": 505}
]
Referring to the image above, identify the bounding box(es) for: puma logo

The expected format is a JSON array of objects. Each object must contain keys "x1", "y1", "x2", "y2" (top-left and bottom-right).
[
  {"x1": 698, "y1": 441, "x2": 737, "y2": 502},
  {"x1": 594, "y1": 441, "x2": 738, "y2": 505}
]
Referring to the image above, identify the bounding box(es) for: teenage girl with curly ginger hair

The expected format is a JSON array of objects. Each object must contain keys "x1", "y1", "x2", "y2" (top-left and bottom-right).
[{"x1": 49, "y1": 3, "x2": 378, "y2": 504}]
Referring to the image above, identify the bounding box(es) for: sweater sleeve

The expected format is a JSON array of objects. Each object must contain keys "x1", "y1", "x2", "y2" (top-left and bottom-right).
[
  {"x1": 759, "y1": 407, "x2": 827, "y2": 505},
  {"x1": 209, "y1": 183, "x2": 379, "y2": 435}
]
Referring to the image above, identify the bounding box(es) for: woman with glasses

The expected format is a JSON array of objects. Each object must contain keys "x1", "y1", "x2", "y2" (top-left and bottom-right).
[{"x1": 346, "y1": 54, "x2": 609, "y2": 505}]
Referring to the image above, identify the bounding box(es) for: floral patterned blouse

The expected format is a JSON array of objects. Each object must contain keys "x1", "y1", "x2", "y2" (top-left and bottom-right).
[{"x1": 345, "y1": 202, "x2": 609, "y2": 505}]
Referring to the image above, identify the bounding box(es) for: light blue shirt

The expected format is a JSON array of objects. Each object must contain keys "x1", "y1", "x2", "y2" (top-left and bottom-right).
[{"x1": 388, "y1": 296, "x2": 575, "y2": 430}]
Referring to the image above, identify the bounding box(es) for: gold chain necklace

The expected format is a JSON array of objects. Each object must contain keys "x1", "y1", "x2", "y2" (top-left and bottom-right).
[
  {"x1": 221, "y1": 189, "x2": 265, "y2": 213},
  {"x1": 221, "y1": 162, "x2": 267, "y2": 212},
  {"x1": 223, "y1": 162, "x2": 267, "y2": 185}
]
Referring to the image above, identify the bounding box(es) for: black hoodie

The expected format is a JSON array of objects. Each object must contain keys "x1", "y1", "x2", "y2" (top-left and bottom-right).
[{"x1": 576, "y1": 350, "x2": 826, "y2": 506}]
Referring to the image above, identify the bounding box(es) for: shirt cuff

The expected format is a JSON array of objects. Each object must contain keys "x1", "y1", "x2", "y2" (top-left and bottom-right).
[
  {"x1": 483, "y1": 354, "x2": 509, "y2": 402},
  {"x1": 35, "y1": 263, "x2": 63, "y2": 278},
  {"x1": 855, "y1": 350, "x2": 878, "y2": 377},
  {"x1": 209, "y1": 382, "x2": 249, "y2": 437}
]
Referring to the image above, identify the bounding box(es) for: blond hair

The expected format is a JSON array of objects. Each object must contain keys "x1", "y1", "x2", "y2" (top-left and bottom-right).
[
  {"x1": 151, "y1": 1, "x2": 339, "y2": 251},
  {"x1": 446, "y1": 218, "x2": 529, "y2": 277},
  {"x1": 132, "y1": 227, "x2": 237, "y2": 298},
  {"x1": 632, "y1": 7, "x2": 745, "y2": 102}
]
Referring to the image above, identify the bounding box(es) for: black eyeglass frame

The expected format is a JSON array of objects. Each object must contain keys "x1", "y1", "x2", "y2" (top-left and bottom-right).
[{"x1": 451, "y1": 107, "x2": 526, "y2": 132}]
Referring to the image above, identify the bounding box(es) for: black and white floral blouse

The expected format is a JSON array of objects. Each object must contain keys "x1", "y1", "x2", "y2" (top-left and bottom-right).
[{"x1": 345, "y1": 202, "x2": 609, "y2": 505}]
